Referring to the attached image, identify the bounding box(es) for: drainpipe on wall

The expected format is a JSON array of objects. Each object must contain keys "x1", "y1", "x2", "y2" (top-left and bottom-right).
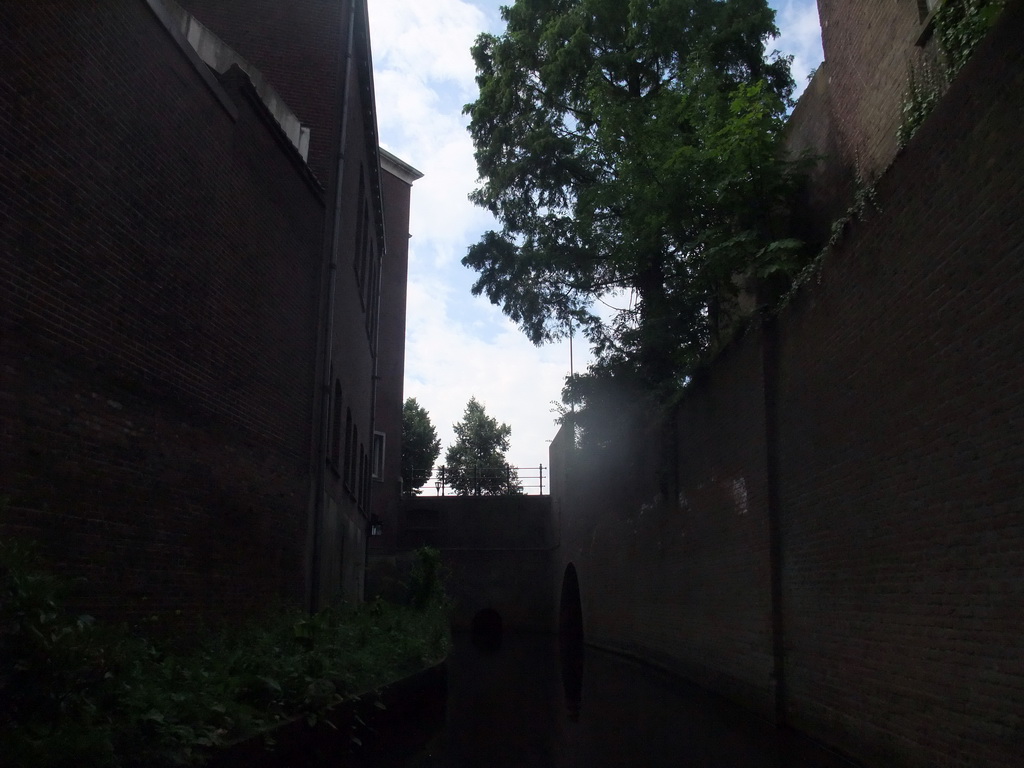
[
  {"x1": 761, "y1": 313, "x2": 786, "y2": 726},
  {"x1": 308, "y1": 0, "x2": 358, "y2": 614},
  {"x1": 364, "y1": 123, "x2": 387, "y2": 604},
  {"x1": 360, "y1": 2, "x2": 389, "y2": 602}
]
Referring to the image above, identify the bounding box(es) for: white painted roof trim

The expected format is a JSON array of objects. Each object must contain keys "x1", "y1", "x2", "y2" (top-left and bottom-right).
[
  {"x1": 379, "y1": 147, "x2": 424, "y2": 185},
  {"x1": 162, "y1": 0, "x2": 310, "y2": 162}
]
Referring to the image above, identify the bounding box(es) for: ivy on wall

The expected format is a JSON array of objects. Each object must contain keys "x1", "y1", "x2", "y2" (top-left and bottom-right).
[{"x1": 898, "y1": 0, "x2": 1005, "y2": 148}]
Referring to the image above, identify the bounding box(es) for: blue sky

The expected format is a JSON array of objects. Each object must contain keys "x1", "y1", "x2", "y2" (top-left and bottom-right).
[{"x1": 369, "y1": 1, "x2": 823, "y2": 485}]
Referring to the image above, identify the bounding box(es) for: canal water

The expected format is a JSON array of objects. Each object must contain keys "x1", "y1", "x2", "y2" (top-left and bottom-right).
[{"x1": 376, "y1": 632, "x2": 855, "y2": 768}]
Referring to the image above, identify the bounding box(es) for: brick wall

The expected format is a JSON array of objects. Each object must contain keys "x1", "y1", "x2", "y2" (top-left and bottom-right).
[
  {"x1": 1, "y1": 1, "x2": 326, "y2": 625},
  {"x1": 786, "y1": 1, "x2": 948, "y2": 244},
  {"x1": 551, "y1": 3, "x2": 1024, "y2": 765},
  {"x1": 784, "y1": 63, "x2": 856, "y2": 246},
  {"x1": 815, "y1": 0, "x2": 933, "y2": 182},
  {"x1": 554, "y1": 336, "x2": 778, "y2": 717},
  {"x1": 370, "y1": 163, "x2": 416, "y2": 554},
  {"x1": 368, "y1": 495, "x2": 557, "y2": 631},
  {"x1": 775, "y1": 4, "x2": 1024, "y2": 764},
  {"x1": 175, "y1": 0, "x2": 348, "y2": 184}
]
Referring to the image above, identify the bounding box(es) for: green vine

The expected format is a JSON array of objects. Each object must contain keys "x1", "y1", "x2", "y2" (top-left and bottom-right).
[
  {"x1": 897, "y1": 60, "x2": 944, "y2": 149},
  {"x1": 0, "y1": 541, "x2": 451, "y2": 767},
  {"x1": 897, "y1": 0, "x2": 1005, "y2": 149},
  {"x1": 780, "y1": 170, "x2": 880, "y2": 307},
  {"x1": 935, "y1": 0, "x2": 1006, "y2": 76}
]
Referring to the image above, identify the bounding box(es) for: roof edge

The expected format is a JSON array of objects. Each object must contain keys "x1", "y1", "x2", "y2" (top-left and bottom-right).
[{"x1": 379, "y1": 147, "x2": 424, "y2": 185}]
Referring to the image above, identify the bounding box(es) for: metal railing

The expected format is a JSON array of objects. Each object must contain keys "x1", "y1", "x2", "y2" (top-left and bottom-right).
[{"x1": 405, "y1": 464, "x2": 546, "y2": 496}]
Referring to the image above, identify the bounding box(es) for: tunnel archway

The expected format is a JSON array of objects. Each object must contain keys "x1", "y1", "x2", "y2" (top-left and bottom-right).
[
  {"x1": 559, "y1": 563, "x2": 583, "y2": 644},
  {"x1": 559, "y1": 563, "x2": 584, "y2": 719}
]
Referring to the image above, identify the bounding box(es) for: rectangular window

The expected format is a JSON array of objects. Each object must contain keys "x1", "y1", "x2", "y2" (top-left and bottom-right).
[
  {"x1": 354, "y1": 171, "x2": 366, "y2": 291},
  {"x1": 917, "y1": 0, "x2": 940, "y2": 19},
  {"x1": 330, "y1": 381, "x2": 343, "y2": 473},
  {"x1": 348, "y1": 424, "x2": 359, "y2": 497},
  {"x1": 357, "y1": 447, "x2": 366, "y2": 510},
  {"x1": 372, "y1": 431, "x2": 385, "y2": 480},
  {"x1": 343, "y1": 408, "x2": 353, "y2": 492}
]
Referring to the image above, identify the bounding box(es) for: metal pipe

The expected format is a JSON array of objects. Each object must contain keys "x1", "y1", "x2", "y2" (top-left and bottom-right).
[{"x1": 308, "y1": 0, "x2": 358, "y2": 613}]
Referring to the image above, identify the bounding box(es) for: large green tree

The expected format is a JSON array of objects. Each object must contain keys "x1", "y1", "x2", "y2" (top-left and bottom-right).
[
  {"x1": 464, "y1": 0, "x2": 800, "y2": 393},
  {"x1": 444, "y1": 398, "x2": 521, "y2": 496},
  {"x1": 401, "y1": 397, "x2": 441, "y2": 496}
]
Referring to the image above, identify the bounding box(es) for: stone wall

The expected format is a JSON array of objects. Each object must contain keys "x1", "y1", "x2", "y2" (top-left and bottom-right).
[
  {"x1": 551, "y1": 4, "x2": 1024, "y2": 765},
  {"x1": 370, "y1": 495, "x2": 558, "y2": 632}
]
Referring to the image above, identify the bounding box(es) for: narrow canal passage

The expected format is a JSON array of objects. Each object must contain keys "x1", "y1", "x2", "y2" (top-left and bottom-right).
[{"x1": 376, "y1": 633, "x2": 855, "y2": 768}]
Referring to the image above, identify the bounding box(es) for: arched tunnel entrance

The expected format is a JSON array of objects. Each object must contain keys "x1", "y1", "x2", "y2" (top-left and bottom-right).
[
  {"x1": 559, "y1": 563, "x2": 583, "y2": 644},
  {"x1": 559, "y1": 563, "x2": 584, "y2": 719}
]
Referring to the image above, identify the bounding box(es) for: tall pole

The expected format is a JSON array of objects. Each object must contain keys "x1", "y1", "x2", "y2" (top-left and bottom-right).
[
  {"x1": 569, "y1": 319, "x2": 574, "y2": 380},
  {"x1": 568, "y1": 319, "x2": 575, "y2": 416}
]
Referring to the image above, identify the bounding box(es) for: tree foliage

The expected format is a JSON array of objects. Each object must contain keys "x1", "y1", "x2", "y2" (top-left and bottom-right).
[
  {"x1": 444, "y1": 397, "x2": 521, "y2": 495},
  {"x1": 464, "y1": 0, "x2": 802, "y2": 393},
  {"x1": 401, "y1": 397, "x2": 441, "y2": 496}
]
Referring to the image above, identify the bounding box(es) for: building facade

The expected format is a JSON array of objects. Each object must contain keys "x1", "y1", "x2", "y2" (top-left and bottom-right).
[{"x1": 0, "y1": 0, "x2": 414, "y2": 621}]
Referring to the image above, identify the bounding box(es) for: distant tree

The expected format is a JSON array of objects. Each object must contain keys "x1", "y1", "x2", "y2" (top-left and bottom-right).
[
  {"x1": 401, "y1": 397, "x2": 441, "y2": 496},
  {"x1": 444, "y1": 398, "x2": 521, "y2": 495}
]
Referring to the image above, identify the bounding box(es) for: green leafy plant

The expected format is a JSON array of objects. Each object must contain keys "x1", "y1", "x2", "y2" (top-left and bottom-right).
[
  {"x1": 898, "y1": 0, "x2": 1005, "y2": 148},
  {"x1": 443, "y1": 398, "x2": 521, "y2": 496},
  {"x1": 781, "y1": 170, "x2": 881, "y2": 307},
  {"x1": 935, "y1": 0, "x2": 1005, "y2": 76},
  {"x1": 0, "y1": 541, "x2": 451, "y2": 767},
  {"x1": 402, "y1": 398, "x2": 442, "y2": 496},
  {"x1": 897, "y1": 60, "x2": 944, "y2": 149}
]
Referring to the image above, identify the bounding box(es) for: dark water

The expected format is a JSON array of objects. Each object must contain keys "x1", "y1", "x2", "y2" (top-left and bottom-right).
[{"x1": 391, "y1": 633, "x2": 854, "y2": 768}]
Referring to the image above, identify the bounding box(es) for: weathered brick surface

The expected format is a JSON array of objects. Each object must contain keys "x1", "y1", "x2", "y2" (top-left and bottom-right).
[
  {"x1": 552, "y1": 4, "x2": 1024, "y2": 765},
  {"x1": 368, "y1": 495, "x2": 557, "y2": 631},
  {"x1": 775, "y1": 5, "x2": 1024, "y2": 765},
  {"x1": 787, "y1": 1, "x2": 946, "y2": 243},
  {"x1": 175, "y1": 0, "x2": 347, "y2": 184},
  {"x1": 555, "y1": 336, "x2": 777, "y2": 717},
  {"x1": 369, "y1": 166, "x2": 415, "y2": 554},
  {"x1": 0, "y1": 1, "x2": 325, "y2": 624},
  {"x1": 784, "y1": 63, "x2": 856, "y2": 246},
  {"x1": 815, "y1": 0, "x2": 933, "y2": 182}
]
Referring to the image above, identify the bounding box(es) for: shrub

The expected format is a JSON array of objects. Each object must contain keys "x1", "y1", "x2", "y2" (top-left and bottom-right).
[{"x1": 0, "y1": 541, "x2": 451, "y2": 767}]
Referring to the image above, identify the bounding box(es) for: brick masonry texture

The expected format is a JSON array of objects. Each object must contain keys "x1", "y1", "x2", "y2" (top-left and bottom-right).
[
  {"x1": 775, "y1": 4, "x2": 1024, "y2": 764},
  {"x1": 550, "y1": 3, "x2": 1024, "y2": 766},
  {"x1": 369, "y1": 168, "x2": 414, "y2": 554},
  {"x1": 370, "y1": 495, "x2": 558, "y2": 632},
  {"x1": 814, "y1": 0, "x2": 934, "y2": 182},
  {"x1": 175, "y1": 0, "x2": 346, "y2": 185},
  {"x1": 554, "y1": 336, "x2": 779, "y2": 716},
  {"x1": 0, "y1": 1, "x2": 326, "y2": 624}
]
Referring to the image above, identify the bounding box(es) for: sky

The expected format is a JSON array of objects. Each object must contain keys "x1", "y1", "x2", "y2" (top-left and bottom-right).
[{"x1": 369, "y1": 1, "x2": 824, "y2": 492}]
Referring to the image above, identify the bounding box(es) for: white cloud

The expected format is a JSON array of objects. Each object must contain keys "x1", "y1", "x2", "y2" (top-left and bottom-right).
[
  {"x1": 370, "y1": 0, "x2": 485, "y2": 89},
  {"x1": 403, "y1": 270, "x2": 575, "y2": 479},
  {"x1": 371, "y1": 0, "x2": 579, "y2": 487},
  {"x1": 773, "y1": 0, "x2": 825, "y2": 97}
]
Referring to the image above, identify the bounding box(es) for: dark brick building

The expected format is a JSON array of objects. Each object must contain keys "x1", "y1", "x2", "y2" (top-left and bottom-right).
[
  {"x1": 0, "y1": 0, "x2": 417, "y2": 621},
  {"x1": 370, "y1": 150, "x2": 423, "y2": 553}
]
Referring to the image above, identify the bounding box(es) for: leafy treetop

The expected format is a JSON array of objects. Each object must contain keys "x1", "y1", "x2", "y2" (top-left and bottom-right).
[
  {"x1": 464, "y1": 0, "x2": 802, "y2": 395},
  {"x1": 401, "y1": 397, "x2": 441, "y2": 496},
  {"x1": 444, "y1": 397, "x2": 521, "y2": 495}
]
